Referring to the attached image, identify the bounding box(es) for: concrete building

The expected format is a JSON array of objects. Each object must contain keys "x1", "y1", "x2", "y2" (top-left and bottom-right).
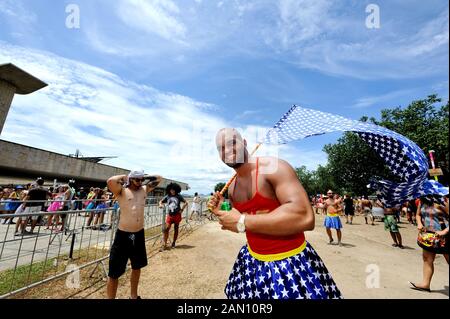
[{"x1": 0, "y1": 64, "x2": 189, "y2": 195}]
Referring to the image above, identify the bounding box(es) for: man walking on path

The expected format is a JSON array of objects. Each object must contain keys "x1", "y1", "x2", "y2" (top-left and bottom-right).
[
  {"x1": 343, "y1": 194, "x2": 355, "y2": 225},
  {"x1": 323, "y1": 190, "x2": 344, "y2": 245},
  {"x1": 361, "y1": 196, "x2": 374, "y2": 225}
]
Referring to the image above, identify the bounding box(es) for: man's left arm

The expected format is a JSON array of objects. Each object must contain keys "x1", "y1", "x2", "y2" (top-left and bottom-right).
[
  {"x1": 145, "y1": 175, "x2": 163, "y2": 194},
  {"x1": 180, "y1": 196, "x2": 188, "y2": 212},
  {"x1": 217, "y1": 159, "x2": 315, "y2": 235}
]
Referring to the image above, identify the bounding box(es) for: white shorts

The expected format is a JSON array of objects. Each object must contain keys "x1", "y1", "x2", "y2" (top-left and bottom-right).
[
  {"x1": 20, "y1": 206, "x2": 42, "y2": 221},
  {"x1": 191, "y1": 203, "x2": 201, "y2": 212},
  {"x1": 363, "y1": 207, "x2": 372, "y2": 217}
]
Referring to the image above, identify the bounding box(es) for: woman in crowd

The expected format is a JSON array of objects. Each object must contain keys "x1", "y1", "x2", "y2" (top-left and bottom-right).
[{"x1": 410, "y1": 195, "x2": 449, "y2": 292}]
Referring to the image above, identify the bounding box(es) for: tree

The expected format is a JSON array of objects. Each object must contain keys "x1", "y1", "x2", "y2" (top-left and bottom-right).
[
  {"x1": 214, "y1": 182, "x2": 228, "y2": 199},
  {"x1": 371, "y1": 95, "x2": 449, "y2": 184},
  {"x1": 323, "y1": 132, "x2": 394, "y2": 196},
  {"x1": 314, "y1": 164, "x2": 339, "y2": 195},
  {"x1": 295, "y1": 166, "x2": 316, "y2": 196}
]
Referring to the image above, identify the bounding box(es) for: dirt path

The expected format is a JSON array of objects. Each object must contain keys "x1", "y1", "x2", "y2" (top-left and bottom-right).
[{"x1": 88, "y1": 215, "x2": 449, "y2": 299}]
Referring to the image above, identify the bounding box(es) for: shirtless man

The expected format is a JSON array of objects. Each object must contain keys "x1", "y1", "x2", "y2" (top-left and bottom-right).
[
  {"x1": 323, "y1": 191, "x2": 343, "y2": 245},
  {"x1": 383, "y1": 202, "x2": 404, "y2": 249},
  {"x1": 361, "y1": 196, "x2": 374, "y2": 225},
  {"x1": 106, "y1": 171, "x2": 162, "y2": 299}
]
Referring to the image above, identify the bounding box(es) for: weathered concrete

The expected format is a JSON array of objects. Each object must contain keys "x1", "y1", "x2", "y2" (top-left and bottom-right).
[
  {"x1": 0, "y1": 140, "x2": 189, "y2": 190},
  {"x1": 0, "y1": 140, "x2": 129, "y2": 182},
  {"x1": 0, "y1": 64, "x2": 48, "y2": 95},
  {"x1": 0, "y1": 63, "x2": 48, "y2": 135},
  {"x1": 0, "y1": 63, "x2": 188, "y2": 191},
  {"x1": 0, "y1": 81, "x2": 16, "y2": 135}
]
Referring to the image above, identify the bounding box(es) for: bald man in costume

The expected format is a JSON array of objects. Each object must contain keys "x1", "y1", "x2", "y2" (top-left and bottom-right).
[
  {"x1": 209, "y1": 128, "x2": 342, "y2": 299},
  {"x1": 106, "y1": 170, "x2": 162, "y2": 299}
]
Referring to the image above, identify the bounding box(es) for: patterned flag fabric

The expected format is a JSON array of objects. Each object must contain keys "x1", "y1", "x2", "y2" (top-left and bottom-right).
[
  {"x1": 225, "y1": 244, "x2": 343, "y2": 299},
  {"x1": 263, "y1": 105, "x2": 448, "y2": 207}
]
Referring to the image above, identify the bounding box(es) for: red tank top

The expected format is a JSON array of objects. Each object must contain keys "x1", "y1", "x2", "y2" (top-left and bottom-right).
[{"x1": 232, "y1": 158, "x2": 306, "y2": 256}]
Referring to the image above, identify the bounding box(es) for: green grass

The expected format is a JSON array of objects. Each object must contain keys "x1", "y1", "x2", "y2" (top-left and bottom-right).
[
  {"x1": 1, "y1": 219, "x2": 205, "y2": 298},
  {"x1": 0, "y1": 257, "x2": 59, "y2": 296}
]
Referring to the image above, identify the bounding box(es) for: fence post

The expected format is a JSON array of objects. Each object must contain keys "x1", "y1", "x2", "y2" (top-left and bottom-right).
[
  {"x1": 161, "y1": 206, "x2": 166, "y2": 233},
  {"x1": 69, "y1": 232, "x2": 76, "y2": 260}
]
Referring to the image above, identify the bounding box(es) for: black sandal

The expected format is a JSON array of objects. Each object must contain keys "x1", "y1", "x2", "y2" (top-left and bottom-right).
[{"x1": 409, "y1": 282, "x2": 431, "y2": 292}]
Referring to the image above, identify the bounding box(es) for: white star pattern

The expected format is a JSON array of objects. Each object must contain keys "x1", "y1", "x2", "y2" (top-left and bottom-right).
[
  {"x1": 262, "y1": 106, "x2": 447, "y2": 207},
  {"x1": 225, "y1": 244, "x2": 343, "y2": 300},
  {"x1": 286, "y1": 272, "x2": 294, "y2": 282},
  {"x1": 277, "y1": 277, "x2": 285, "y2": 286}
]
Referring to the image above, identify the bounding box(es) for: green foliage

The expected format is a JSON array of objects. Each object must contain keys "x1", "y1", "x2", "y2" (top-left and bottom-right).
[
  {"x1": 295, "y1": 165, "x2": 338, "y2": 196},
  {"x1": 323, "y1": 132, "x2": 395, "y2": 196},
  {"x1": 214, "y1": 182, "x2": 228, "y2": 199},
  {"x1": 372, "y1": 94, "x2": 449, "y2": 175}
]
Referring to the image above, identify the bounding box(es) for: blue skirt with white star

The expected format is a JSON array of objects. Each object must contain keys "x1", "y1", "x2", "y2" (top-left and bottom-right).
[
  {"x1": 224, "y1": 243, "x2": 343, "y2": 299},
  {"x1": 324, "y1": 216, "x2": 343, "y2": 229}
]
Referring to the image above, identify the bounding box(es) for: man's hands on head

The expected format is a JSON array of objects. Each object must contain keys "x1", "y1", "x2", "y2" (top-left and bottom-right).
[{"x1": 107, "y1": 175, "x2": 128, "y2": 196}]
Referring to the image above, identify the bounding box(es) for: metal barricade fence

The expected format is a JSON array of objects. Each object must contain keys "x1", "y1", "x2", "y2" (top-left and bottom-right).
[{"x1": 0, "y1": 196, "x2": 209, "y2": 299}]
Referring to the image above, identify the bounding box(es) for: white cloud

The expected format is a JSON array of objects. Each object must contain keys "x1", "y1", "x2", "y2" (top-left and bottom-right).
[
  {"x1": 276, "y1": 8, "x2": 450, "y2": 79},
  {"x1": 0, "y1": 42, "x2": 228, "y2": 193},
  {"x1": 1, "y1": 42, "x2": 320, "y2": 193},
  {"x1": 116, "y1": 0, "x2": 187, "y2": 43},
  {"x1": 3, "y1": 0, "x2": 448, "y2": 81},
  {"x1": 275, "y1": 0, "x2": 333, "y2": 49},
  {"x1": 351, "y1": 89, "x2": 417, "y2": 109},
  {"x1": 0, "y1": 0, "x2": 36, "y2": 24}
]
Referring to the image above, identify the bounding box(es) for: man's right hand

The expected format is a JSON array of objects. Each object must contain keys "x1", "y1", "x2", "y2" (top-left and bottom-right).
[{"x1": 208, "y1": 192, "x2": 224, "y2": 215}]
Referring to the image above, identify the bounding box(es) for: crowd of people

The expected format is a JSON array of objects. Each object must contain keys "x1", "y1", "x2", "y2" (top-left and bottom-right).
[
  {"x1": 1, "y1": 146, "x2": 448, "y2": 299},
  {"x1": 0, "y1": 178, "x2": 210, "y2": 238},
  {"x1": 0, "y1": 178, "x2": 120, "y2": 236},
  {"x1": 310, "y1": 190, "x2": 449, "y2": 293}
]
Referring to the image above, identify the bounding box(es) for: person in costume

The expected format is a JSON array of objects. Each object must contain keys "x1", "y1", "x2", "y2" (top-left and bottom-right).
[
  {"x1": 208, "y1": 128, "x2": 342, "y2": 299},
  {"x1": 323, "y1": 190, "x2": 343, "y2": 246},
  {"x1": 409, "y1": 195, "x2": 448, "y2": 292},
  {"x1": 159, "y1": 183, "x2": 188, "y2": 250}
]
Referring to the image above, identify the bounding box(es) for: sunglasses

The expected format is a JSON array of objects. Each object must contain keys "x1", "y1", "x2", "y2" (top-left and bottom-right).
[
  {"x1": 132, "y1": 178, "x2": 144, "y2": 182},
  {"x1": 327, "y1": 193, "x2": 334, "y2": 195}
]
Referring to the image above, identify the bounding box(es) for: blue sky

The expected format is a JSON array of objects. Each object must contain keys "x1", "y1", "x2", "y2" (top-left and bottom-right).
[{"x1": 0, "y1": 0, "x2": 448, "y2": 194}]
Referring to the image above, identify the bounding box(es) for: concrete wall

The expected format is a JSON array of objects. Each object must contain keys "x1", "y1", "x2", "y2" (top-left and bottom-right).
[
  {"x1": 0, "y1": 140, "x2": 128, "y2": 182},
  {"x1": 0, "y1": 81, "x2": 15, "y2": 135},
  {"x1": 0, "y1": 140, "x2": 189, "y2": 190}
]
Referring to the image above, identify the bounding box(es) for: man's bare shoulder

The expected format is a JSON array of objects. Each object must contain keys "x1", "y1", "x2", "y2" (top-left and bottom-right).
[{"x1": 258, "y1": 156, "x2": 293, "y2": 173}]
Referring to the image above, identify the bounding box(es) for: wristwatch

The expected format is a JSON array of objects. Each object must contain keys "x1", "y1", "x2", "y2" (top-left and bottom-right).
[{"x1": 237, "y1": 214, "x2": 246, "y2": 233}]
